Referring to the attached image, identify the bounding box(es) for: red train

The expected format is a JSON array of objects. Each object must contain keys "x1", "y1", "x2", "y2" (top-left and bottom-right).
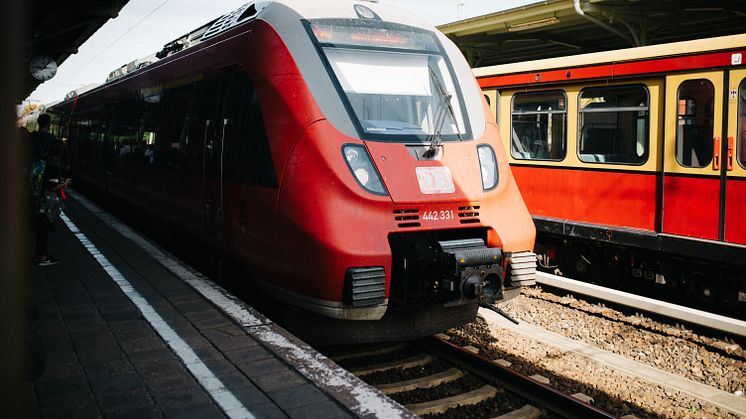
[
  {"x1": 50, "y1": 0, "x2": 536, "y2": 342},
  {"x1": 476, "y1": 34, "x2": 746, "y2": 318}
]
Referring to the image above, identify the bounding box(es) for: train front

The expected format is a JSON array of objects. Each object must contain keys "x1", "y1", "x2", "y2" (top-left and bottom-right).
[{"x1": 255, "y1": 0, "x2": 536, "y2": 342}]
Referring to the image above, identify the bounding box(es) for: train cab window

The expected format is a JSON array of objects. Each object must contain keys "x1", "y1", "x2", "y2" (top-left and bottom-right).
[
  {"x1": 738, "y1": 79, "x2": 746, "y2": 169},
  {"x1": 578, "y1": 85, "x2": 649, "y2": 165},
  {"x1": 511, "y1": 90, "x2": 567, "y2": 161},
  {"x1": 676, "y1": 79, "x2": 714, "y2": 168},
  {"x1": 308, "y1": 20, "x2": 473, "y2": 142}
]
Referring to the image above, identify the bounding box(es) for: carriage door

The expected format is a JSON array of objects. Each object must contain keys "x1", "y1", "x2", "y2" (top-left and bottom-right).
[
  {"x1": 662, "y1": 72, "x2": 724, "y2": 240},
  {"x1": 200, "y1": 77, "x2": 227, "y2": 239},
  {"x1": 725, "y1": 69, "x2": 746, "y2": 245}
]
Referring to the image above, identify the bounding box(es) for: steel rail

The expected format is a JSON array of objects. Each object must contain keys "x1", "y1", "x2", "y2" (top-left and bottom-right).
[
  {"x1": 536, "y1": 271, "x2": 746, "y2": 338},
  {"x1": 423, "y1": 336, "x2": 617, "y2": 419}
]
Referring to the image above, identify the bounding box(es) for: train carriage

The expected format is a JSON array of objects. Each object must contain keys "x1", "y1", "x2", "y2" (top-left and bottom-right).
[
  {"x1": 50, "y1": 0, "x2": 537, "y2": 343},
  {"x1": 476, "y1": 34, "x2": 746, "y2": 317}
]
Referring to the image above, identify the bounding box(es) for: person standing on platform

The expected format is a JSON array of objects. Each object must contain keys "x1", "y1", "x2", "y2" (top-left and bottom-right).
[
  {"x1": 33, "y1": 140, "x2": 69, "y2": 266},
  {"x1": 30, "y1": 114, "x2": 56, "y2": 161}
]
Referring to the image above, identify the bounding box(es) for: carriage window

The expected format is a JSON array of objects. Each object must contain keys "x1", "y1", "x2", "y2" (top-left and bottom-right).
[
  {"x1": 578, "y1": 85, "x2": 649, "y2": 164},
  {"x1": 738, "y1": 79, "x2": 746, "y2": 169},
  {"x1": 511, "y1": 90, "x2": 567, "y2": 161},
  {"x1": 160, "y1": 85, "x2": 194, "y2": 170},
  {"x1": 676, "y1": 79, "x2": 714, "y2": 168}
]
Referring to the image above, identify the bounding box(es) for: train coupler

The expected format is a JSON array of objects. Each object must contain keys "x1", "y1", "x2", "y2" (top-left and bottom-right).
[{"x1": 437, "y1": 238, "x2": 504, "y2": 306}]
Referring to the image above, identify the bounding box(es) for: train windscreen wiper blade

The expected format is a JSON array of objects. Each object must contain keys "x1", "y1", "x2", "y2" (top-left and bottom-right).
[{"x1": 424, "y1": 66, "x2": 463, "y2": 159}]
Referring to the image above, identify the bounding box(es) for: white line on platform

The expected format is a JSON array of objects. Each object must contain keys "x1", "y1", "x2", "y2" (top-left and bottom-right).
[
  {"x1": 536, "y1": 272, "x2": 746, "y2": 338},
  {"x1": 70, "y1": 191, "x2": 414, "y2": 418},
  {"x1": 59, "y1": 211, "x2": 255, "y2": 419},
  {"x1": 479, "y1": 308, "x2": 746, "y2": 417}
]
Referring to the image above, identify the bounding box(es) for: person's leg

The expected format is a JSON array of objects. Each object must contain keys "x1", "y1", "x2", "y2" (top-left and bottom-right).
[{"x1": 34, "y1": 217, "x2": 57, "y2": 265}]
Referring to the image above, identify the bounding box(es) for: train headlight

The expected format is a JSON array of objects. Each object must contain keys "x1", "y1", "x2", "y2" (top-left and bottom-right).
[
  {"x1": 342, "y1": 144, "x2": 387, "y2": 195},
  {"x1": 477, "y1": 144, "x2": 498, "y2": 190}
]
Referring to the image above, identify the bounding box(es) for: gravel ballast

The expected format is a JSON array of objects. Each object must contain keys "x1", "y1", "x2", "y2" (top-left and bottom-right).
[
  {"x1": 511, "y1": 288, "x2": 745, "y2": 394},
  {"x1": 444, "y1": 289, "x2": 743, "y2": 418}
]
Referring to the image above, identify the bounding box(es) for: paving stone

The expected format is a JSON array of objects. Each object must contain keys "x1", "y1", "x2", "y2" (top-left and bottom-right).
[
  {"x1": 141, "y1": 368, "x2": 197, "y2": 393},
  {"x1": 102, "y1": 308, "x2": 143, "y2": 322},
  {"x1": 97, "y1": 388, "x2": 155, "y2": 412},
  {"x1": 236, "y1": 358, "x2": 287, "y2": 379},
  {"x1": 153, "y1": 386, "x2": 212, "y2": 412},
  {"x1": 286, "y1": 400, "x2": 352, "y2": 419},
  {"x1": 37, "y1": 389, "x2": 99, "y2": 413},
  {"x1": 251, "y1": 370, "x2": 307, "y2": 393},
  {"x1": 128, "y1": 348, "x2": 183, "y2": 371},
  {"x1": 231, "y1": 382, "x2": 273, "y2": 407},
  {"x1": 89, "y1": 373, "x2": 143, "y2": 395},
  {"x1": 120, "y1": 336, "x2": 168, "y2": 355},
  {"x1": 110, "y1": 319, "x2": 156, "y2": 341},
  {"x1": 81, "y1": 356, "x2": 136, "y2": 379},
  {"x1": 59, "y1": 303, "x2": 99, "y2": 316},
  {"x1": 102, "y1": 404, "x2": 163, "y2": 419},
  {"x1": 192, "y1": 316, "x2": 234, "y2": 331},
  {"x1": 224, "y1": 346, "x2": 274, "y2": 366},
  {"x1": 36, "y1": 357, "x2": 85, "y2": 380},
  {"x1": 203, "y1": 360, "x2": 253, "y2": 390},
  {"x1": 192, "y1": 345, "x2": 226, "y2": 363},
  {"x1": 35, "y1": 374, "x2": 91, "y2": 400},
  {"x1": 245, "y1": 402, "x2": 289, "y2": 419},
  {"x1": 65, "y1": 317, "x2": 108, "y2": 334},
  {"x1": 209, "y1": 335, "x2": 258, "y2": 353},
  {"x1": 41, "y1": 406, "x2": 101, "y2": 419},
  {"x1": 162, "y1": 403, "x2": 225, "y2": 419},
  {"x1": 268, "y1": 384, "x2": 329, "y2": 410},
  {"x1": 173, "y1": 300, "x2": 215, "y2": 314}
]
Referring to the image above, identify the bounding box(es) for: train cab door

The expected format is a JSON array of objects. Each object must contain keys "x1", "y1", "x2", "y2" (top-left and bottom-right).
[
  {"x1": 724, "y1": 69, "x2": 746, "y2": 245},
  {"x1": 662, "y1": 71, "x2": 724, "y2": 241}
]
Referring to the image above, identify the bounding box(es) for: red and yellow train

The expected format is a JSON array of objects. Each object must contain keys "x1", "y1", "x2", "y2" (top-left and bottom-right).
[
  {"x1": 477, "y1": 34, "x2": 746, "y2": 317},
  {"x1": 50, "y1": 0, "x2": 536, "y2": 342}
]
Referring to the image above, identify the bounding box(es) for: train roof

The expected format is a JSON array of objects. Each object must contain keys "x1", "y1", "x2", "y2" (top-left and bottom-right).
[
  {"x1": 102, "y1": 0, "x2": 435, "y2": 85},
  {"x1": 474, "y1": 32, "x2": 746, "y2": 77}
]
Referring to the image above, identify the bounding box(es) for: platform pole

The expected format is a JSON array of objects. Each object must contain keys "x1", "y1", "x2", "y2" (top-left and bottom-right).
[{"x1": 0, "y1": 0, "x2": 31, "y2": 416}]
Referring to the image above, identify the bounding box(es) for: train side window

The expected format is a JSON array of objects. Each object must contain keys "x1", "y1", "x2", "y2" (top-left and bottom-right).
[
  {"x1": 675, "y1": 79, "x2": 714, "y2": 168},
  {"x1": 510, "y1": 90, "x2": 567, "y2": 161},
  {"x1": 111, "y1": 98, "x2": 141, "y2": 170},
  {"x1": 578, "y1": 85, "x2": 649, "y2": 165},
  {"x1": 160, "y1": 85, "x2": 194, "y2": 170},
  {"x1": 738, "y1": 79, "x2": 746, "y2": 169},
  {"x1": 219, "y1": 73, "x2": 277, "y2": 187}
]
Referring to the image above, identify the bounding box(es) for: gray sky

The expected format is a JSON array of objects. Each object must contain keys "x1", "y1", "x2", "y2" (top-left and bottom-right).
[{"x1": 26, "y1": 0, "x2": 535, "y2": 105}]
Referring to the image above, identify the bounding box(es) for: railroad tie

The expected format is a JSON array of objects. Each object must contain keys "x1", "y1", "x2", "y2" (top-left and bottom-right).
[
  {"x1": 348, "y1": 353, "x2": 433, "y2": 376},
  {"x1": 376, "y1": 368, "x2": 463, "y2": 395},
  {"x1": 405, "y1": 384, "x2": 500, "y2": 416},
  {"x1": 492, "y1": 404, "x2": 542, "y2": 419},
  {"x1": 327, "y1": 343, "x2": 407, "y2": 362}
]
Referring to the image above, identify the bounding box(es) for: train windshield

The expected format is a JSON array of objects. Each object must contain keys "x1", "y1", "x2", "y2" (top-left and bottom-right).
[{"x1": 308, "y1": 20, "x2": 471, "y2": 142}]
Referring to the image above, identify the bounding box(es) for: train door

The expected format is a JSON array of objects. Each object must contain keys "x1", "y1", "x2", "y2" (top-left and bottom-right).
[
  {"x1": 200, "y1": 77, "x2": 227, "y2": 240},
  {"x1": 725, "y1": 69, "x2": 746, "y2": 245},
  {"x1": 662, "y1": 71, "x2": 724, "y2": 240},
  {"x1": 202, "y1": 72, "x2": 252, "y2": 245}
]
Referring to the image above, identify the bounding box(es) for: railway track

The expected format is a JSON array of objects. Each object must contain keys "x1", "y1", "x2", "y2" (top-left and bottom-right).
[{"x1": 324, "y1": 336, "x2": 616, "y2": 418}]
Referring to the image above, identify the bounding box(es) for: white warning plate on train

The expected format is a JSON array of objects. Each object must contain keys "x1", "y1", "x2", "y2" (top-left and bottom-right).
[{"x1": 416, "y1": 166, "x2": 455, "y2": 194}]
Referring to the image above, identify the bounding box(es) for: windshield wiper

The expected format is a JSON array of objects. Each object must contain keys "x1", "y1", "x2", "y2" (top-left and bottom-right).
[{"x1": 423, "y1": 66, "x2": 463, "y2": 158}]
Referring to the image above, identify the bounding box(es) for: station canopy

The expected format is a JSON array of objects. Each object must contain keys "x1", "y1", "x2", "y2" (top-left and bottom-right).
[
  {"x1": 438, "y1": 0, "x2": 746, "y2": 68},
  {"x1": 21, "y1": 0, "x2": 130, "y2": 98}
]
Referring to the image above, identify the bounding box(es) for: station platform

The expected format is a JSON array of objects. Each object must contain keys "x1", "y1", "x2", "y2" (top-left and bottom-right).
[{"x1": 30, "y1": 192, "x2": 412, "y2": 419}]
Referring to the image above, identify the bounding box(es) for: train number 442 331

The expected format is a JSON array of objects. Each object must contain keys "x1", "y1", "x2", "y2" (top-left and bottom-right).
[{"x1": 422, "y1": 210, "x2": 455, "y2": 221}]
